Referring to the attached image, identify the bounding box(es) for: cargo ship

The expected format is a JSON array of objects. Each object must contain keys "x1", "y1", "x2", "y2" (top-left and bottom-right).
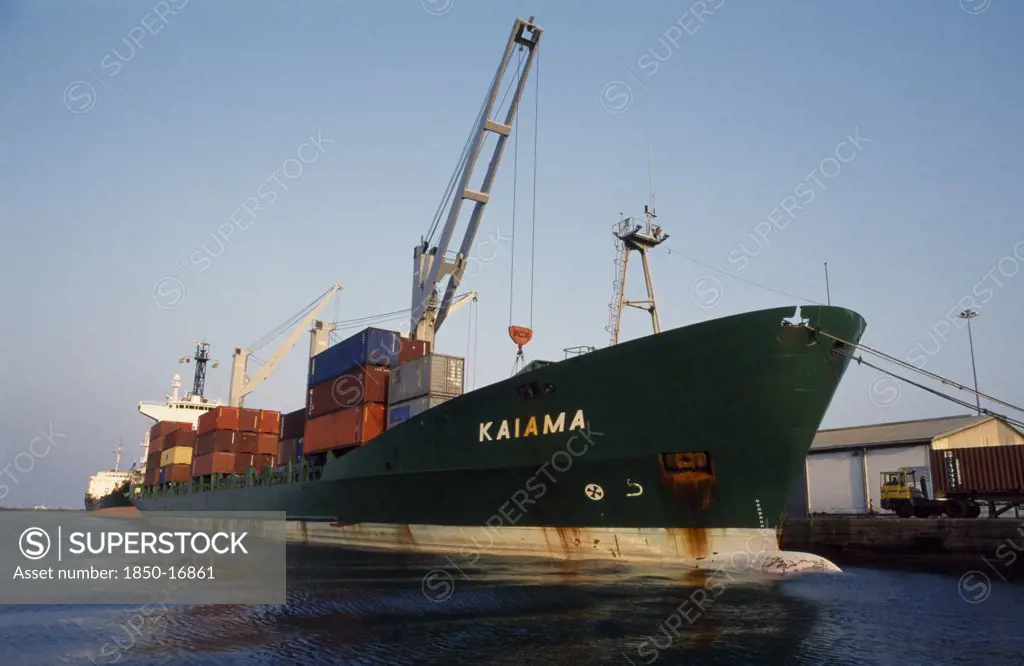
[
  {"x1": 85, "y1": 474, "x2": 134, "y2": 512},
  {"x1": 83, "y1": 441, "x2": 135, "y2": 511},
  {"x1": 131, "y1": 17, "x2": 867, "y2": 574}
]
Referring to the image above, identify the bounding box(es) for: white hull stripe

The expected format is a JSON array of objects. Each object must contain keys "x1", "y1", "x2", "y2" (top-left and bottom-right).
[{"x1": 284, "y1": 523, "x2": 841, "y2": 575}]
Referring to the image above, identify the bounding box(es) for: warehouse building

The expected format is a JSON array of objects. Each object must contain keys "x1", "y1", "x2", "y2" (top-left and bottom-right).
[{"x1": 786, "y1": 414, "x2": 1024, "y2": 517}]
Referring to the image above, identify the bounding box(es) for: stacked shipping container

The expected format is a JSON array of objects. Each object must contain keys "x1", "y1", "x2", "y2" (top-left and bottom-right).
[
  {"x1": 278, "y1": 408, "x2": 305, "y2": 462},
  {"x1": 144, "y1": 421, "x2": 193, "y2": 487},
  {"x1": 159, "y1": 429, "x2": 196, "y2": 484},
  {"x1": 387, "y1": 353, "x2": 465, "y2": 428},
  {"x1": 193, "y1": 406, "x2": 280, "y2": 478},
  {"x1": 144, "y1": 329, "x2": 448, "y2": 486},
  {"x1": 303, "y1": 327, "x2": 404, "y2": 455}
]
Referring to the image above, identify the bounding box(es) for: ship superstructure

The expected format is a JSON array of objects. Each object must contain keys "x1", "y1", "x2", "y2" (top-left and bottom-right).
[
  {"x1": 83, "y1": 441, "x2": 134, "y2": 511},
  {"x1": 138, "y1": 343, "x2": 221, "y2": 460}
]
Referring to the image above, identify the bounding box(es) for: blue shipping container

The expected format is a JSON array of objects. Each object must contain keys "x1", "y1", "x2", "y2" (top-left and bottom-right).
[
  {"x1": 388, "y1": 404, "x2": 412, "y2": 428},
  {"x1": 296, "y1": 438, "x2": 304, "y2": 460},
  {"x1": 158, "y1": 468, "x2": 166, "y2": 484},
  {"x1": 308, "y1": 327, "x2": 400, "y2": 387}
]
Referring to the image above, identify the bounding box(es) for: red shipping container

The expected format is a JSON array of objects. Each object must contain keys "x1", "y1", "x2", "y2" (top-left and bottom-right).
[
  {"x1": 281, "y1": 409, "x2": 305, "y2": 440},
  {"x1": 278, "y1": 437, "x2": 297, "y2": 462},
  {"x1": 399, "y1": 337, "x2": 432, "y2": 365},
  {"x1": 149, "y1": 436, "x2": 166, "y2": 454},
  {"x1": 162, "y1": 464, "x2": 191, "y2": 484},
  {"x1": 304, "y1": 404, "x2": 386, "y2": 455},
  {"x1": 144, "y1": 467, "x2": 158, "y2": 487},
  {"x1": 164, "y1": 430, "x2": 197, "y2": 449},
  {"x1": 196, "y1": 430, "x2": 237, "y2": 457},
  {"x1": 236, "y1": 432, "x2": 258, "y2": 455},
  {"x1": 192, "y1": 451, "x2": 235, "y2": 477},
  {"x1": 198, "y1": 407, "x2": 240, "y2": 436},
  {"x1": 931, "y1": 445, "x2": 1024, "y2": 496},
  {"x1": 146, "y1": 451, "x2": 162, "y2": 477},
  {"x1": 150, "y1": 420, "x2": 193, "y2": 440},
  {"x1": 233, "y1": 454, "x2": 253, "y2": 475},
  {"x1": 256, "y1": 433, "x2": 277, "y2": 455},
  {"x1": 281, "y1": 410, "x2": 303, "y2": 439},
  {"x1": 238, "y1": 408, "x2": 260, "y2": 433},
  {"x1": 257, "y1": 409, "x2": 281, "y2": 435},
  {"x1": 307, "y1": 366, "x2": 390, "y2": 419},
  {"x1": 233, "y1": 453, "x2": 276, "y2": 475}
]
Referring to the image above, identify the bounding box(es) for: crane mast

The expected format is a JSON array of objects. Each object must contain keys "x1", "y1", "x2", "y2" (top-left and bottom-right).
[{"x1": 409, "y1": 17, "x2": 542, "y2": 347}]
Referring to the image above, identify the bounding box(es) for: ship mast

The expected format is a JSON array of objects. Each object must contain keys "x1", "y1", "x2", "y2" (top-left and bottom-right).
[
  {"x1": 192, "y1": 342, "x2": 210, "y2": 398},
  {"x1": 113, "y1": 438, "x2": 122, "y2": 472},
  {"x1": 178, "y1": 341, "x2": 214, "y2": 399},
  {"x1": 409, "y1": 17, "x2": 542, "y2": 347},
  {"x1": 606, "y1": 151, "x2": 669, "y2": 346}
]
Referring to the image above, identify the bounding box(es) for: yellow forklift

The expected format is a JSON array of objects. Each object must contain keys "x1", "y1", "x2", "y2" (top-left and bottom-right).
[{"x1": 879, "y1": 467, "x2": 981, "y2": 518}]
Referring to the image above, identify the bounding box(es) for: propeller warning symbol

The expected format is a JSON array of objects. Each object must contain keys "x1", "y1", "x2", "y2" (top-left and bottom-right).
[{"x1": 585, "y1": 483, "x2": 604, "y2": 501}]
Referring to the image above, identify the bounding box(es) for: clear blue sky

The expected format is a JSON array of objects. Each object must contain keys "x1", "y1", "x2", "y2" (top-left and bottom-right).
[{"x1": 1, "y1": 1, "x2": 1022, "y2": 507}]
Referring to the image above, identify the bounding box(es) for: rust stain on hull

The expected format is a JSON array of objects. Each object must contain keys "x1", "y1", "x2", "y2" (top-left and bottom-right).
[
  {"x1": 662, "y1": 471, "x2": 718, "y2": 511},
  {"x1": 658, "y1": 453, "x2": 716, "y2": 561},
  {"x1": 553, "y1": 527, "x2": 584, "y2": 560},
  {"x1": 667, "y1": 527, "x2": 711, "y2": 560},
  {"x1": 396, "y1": 524, "x2": 417, "y2": 549}
]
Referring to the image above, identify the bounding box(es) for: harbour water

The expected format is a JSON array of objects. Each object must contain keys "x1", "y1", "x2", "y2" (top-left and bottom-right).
[{"x1": 1, "y1": 545, "x2": 1021, "y2": 665}]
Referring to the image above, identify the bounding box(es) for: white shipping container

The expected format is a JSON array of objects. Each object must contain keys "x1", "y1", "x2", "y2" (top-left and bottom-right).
[
  {"x1": 388, "y1": 353, "x2": 465, "y2": 405},
  {"x1": 387, "y1": 395, "x2": 452, "y2": 429}
]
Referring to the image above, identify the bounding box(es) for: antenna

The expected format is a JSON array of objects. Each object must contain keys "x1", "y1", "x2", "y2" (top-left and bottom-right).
[
  {"x1": 647, "y1": 143, "x2": 656, "y2": 216},
  {"x1": 824, "y1": 262, "x2": 831, "y2": 306},
  {"x1": 114, "y1": 438, "x2": 123, "y2": 472}
]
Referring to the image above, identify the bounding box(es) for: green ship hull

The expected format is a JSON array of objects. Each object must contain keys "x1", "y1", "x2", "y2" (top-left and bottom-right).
[{"x1": 135, "y1": 305, "x2": 864, "y2": 567}]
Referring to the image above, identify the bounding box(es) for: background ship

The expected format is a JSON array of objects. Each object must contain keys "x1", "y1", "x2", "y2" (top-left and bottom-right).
[
  {"x1": 129, "y1": 17, "x2": 866, "y2": 574},
  {"x1": 83, "y1": 441, "x2": 135, "y2": 511}
]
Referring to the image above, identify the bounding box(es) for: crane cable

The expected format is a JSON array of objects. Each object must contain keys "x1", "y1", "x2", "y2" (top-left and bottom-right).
[
  {"x1": 426, "y1": 100, "x2": 483, "y2": 245},
  {"x1": 831, "y1": 347, "x2": 1024, "y2": 432},
  {"x1": 662, "y1": 238, "x2": 1024, "y2": 422},
  {"x1": 473, "y1": 298, "x2": 480, "y2": 390},
  {"x1": 246, "y1": 285, "x2": 334, "y2": 353},
  {"x1": 508, "y1": 46, "x2": 522, "y2": 328},
  {"x1": 427, "y1": 49, "x2": 529, "y2": 246},
  {"x1": 529, "y1": 44, "x2": 540, "y2": 330},
  {"x1": 506, "y1": 44, "x2": 540, "y2": 375},
  {"x1": 465, "y1": 297, "x2": 478, "y2": 391},
  {"x1": 666, "y1": 247, "x2": 824, "y2": 306},
  {"x1": 804, "y1": 324, "x2": 1024, "y2": 417},
  {"x1": 507, "y1": 47, "x2": 526, "y2": 375}
]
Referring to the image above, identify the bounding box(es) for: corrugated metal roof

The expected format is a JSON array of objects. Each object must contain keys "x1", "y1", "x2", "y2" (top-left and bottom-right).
[{"x1": 811, "y1": 414, "x2": 991, "y2": 452}]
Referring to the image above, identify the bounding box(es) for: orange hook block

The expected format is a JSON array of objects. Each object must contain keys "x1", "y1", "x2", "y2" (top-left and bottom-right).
[{"x1": 508, "y1": 325, "x2": 533, "y2": 351}]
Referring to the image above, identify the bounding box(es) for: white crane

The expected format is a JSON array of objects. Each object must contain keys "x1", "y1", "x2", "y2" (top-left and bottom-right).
[
  {"x1": 409, "y1": 17, "x2": 542, "y2": 347},
  {"x1": 228, "y1": 284, "x2": 343, "y2": 407}
]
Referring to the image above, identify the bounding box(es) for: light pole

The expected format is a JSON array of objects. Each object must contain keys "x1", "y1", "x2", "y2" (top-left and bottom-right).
[{"x1": 958, "y1": 309, "x2": 981, "y2": 415}]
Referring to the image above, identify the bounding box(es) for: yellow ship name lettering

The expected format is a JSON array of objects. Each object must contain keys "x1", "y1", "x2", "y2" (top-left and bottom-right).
[{"x1": 479, "y1": 410, "x2": 586, "y2": 442}]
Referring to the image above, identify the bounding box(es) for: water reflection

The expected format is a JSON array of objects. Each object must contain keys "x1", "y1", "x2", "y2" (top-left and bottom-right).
[{"x1": 1, "y1": 544, "x2": 1021, "y2": 665}]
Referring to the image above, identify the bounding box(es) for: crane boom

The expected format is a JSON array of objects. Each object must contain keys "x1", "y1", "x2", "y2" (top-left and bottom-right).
[
  {"x1": 409, "y1": 17, "x2": 542, "y2": 347},
  {"x1": 228, "y1": 283, "x2": 342, "y2": 407}
]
